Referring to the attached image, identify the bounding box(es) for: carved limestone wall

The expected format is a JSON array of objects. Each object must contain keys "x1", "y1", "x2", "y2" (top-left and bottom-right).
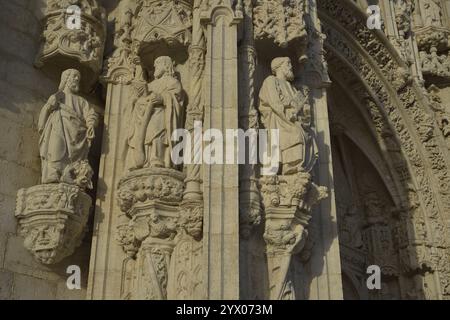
[
  {"x1": 0, "y1": 0, "x2": 94, "y2": 299},
  {"x1": 4, "y1": 0, "x2": 450, "y2": 300}
]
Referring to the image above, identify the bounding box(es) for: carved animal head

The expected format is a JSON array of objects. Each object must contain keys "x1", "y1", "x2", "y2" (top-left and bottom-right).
[{"x1": 62, "y1": 160, "x2": 94, "y2": 190}]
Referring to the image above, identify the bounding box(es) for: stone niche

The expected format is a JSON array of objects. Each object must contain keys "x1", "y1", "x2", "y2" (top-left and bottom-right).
[
  {"x1": 35, "y1": 0, "x2": 107, "y2": 89},
  {"x1": 15, "y1": 183, "x2": 92, "y2": 264}
]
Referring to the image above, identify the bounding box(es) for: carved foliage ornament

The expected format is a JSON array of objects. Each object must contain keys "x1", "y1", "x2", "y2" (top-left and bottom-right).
[{"x1": 253, "y1": 0, "x2": 307, "y2": 48}]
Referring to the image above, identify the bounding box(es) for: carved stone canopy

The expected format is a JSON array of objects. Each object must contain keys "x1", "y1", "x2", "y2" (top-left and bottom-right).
[
  {"x1": 35, "y1": 0, "x2": 107, "y2": 90},
  {"x1": 132, "y1": 0, "x2": 193, "y2": 65}
]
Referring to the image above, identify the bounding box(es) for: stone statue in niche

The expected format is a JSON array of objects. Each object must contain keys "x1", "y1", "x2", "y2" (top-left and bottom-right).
[
  {"x1": 38, "y1": 68, "x2": 98, "y2": 187},
  {"x1": 259, "y1": 57, "x2": 316, "y2": 175},
  {"x1": 258, "y1": 57, "x2": 327, "y2": 300},
  {"x1": 422, "y1": 0, "x2": 442, "y2": 27},
  {"x1": 126, "y1": 56, "x2": 185, "y2": 171}
]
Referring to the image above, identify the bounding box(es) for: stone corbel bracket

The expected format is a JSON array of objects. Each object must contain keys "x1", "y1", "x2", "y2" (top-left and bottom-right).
[
  {"x1": 15, "y1": 183, "x2": 92, "y2": 264},
  {"x1": 260, "y1": 171, "x2": 328, "y2": 299},
  {"x1": 116, "y1": 168, "x2": 186, "y2": 249},
  {"x1": 35, "y1": 0, "x2": 107, "y2": 89}
]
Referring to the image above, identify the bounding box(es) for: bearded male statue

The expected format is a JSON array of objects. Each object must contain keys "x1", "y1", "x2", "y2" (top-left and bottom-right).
[
  {"x1": 38, "y1": 69, "x2": 98, "y2": 185},
  {"x1": 259, "y1": 57, "x2": 317, "y2": 175}
]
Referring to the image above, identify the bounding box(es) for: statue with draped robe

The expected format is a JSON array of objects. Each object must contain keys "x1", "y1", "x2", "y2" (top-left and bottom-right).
[
  {"x1": 126, "y1": 56, "x2": 185, "y2": 171},
  {"x1": 38, "y1": 69, "x2": 98, "y2": 185}
]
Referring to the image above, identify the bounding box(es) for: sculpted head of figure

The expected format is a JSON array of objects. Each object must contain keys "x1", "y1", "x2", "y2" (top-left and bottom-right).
[
  {"x1": 23, "y1": 223, "x2": 65, "y2": 264},
  {"x1": 271, "y1": 57, "x2": 294, "y2": 81},
  {"x1": 154, "y1": 56, "x2": 175, "y2": 79},
  {"x1": 59, "y1": 69, "x2": 81, "y2": 93}
]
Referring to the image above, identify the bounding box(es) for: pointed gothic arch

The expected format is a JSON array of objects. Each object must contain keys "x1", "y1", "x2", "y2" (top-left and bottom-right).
[{"x1": 318, "y1": 0, "x2": 450, "y2": 299}]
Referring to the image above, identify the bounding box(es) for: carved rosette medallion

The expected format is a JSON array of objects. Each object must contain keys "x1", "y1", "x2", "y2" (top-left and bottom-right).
[
  {"x1": 35, "y1": 0, "x2": 106, "y2": 86},
  {"x1": 117, "y1": 167, "x2": 186, "y2": 299},
  {"x1": 15, "y1": 183, "x2": 92, "y2": 264},
  {"x1": 260, "y1": 172, "x2": 328, "y2": 299}
]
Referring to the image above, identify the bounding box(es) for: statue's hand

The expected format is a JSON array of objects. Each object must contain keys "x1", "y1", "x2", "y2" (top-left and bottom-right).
[
  {"x1": 47, "y1": 94, "x2": 58, "y2": 110},
  {"x1": 87, "y1": 126, "x2": 95, "y2": 141},
  {"x1": 47, "y1": 92, "x2": 63, "y2": 111}
]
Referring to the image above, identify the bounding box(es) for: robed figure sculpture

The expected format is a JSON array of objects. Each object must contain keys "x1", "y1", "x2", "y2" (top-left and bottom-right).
[
  {"x1": 126, "y1": 56, "x2": 185, "y2": 171},
  {"x1": 38, "y1": 69, "x2": 98, "y2": 185},
  {"x1": 259, "y1": 57, "x2": 317, "y2": 175}
]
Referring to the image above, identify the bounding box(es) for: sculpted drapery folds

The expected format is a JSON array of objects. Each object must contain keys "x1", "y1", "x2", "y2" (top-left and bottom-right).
[
  {"x1": 258, "y1": 57, "x2": 327, "y2": 299},
  {"x1": 126, "y1": 56, "x2": 185, "y2": 171},
  {"x1": 259, "y1": 57, "x2": 317, "y2": 175},
  {"x1": 38, "y1": 69, "x2": 98, "y2": 185}
]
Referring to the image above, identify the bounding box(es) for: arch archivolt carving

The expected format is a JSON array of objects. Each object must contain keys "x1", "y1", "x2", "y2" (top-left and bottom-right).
[
  {"x1": 329, "y1": 79, "x2": 402, "y2": 207},
  {"x1": 319, "y1": 0, "x2": 450, "y2": 298}
]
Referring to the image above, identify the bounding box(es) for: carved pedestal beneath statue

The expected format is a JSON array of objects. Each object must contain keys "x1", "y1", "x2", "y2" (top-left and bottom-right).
[
  {"x1": 117, "y1": 167, "x2": 186, "y2": 299},
  {"x1": 15, "y1": 183, "x2": 92, "y2": 264},
  {"x1": 260, "y1": 172, "x2": 328, "y2": 299}
]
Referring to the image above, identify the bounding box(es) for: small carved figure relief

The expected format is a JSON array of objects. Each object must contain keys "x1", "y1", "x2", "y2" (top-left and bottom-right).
[
  {"x1": 38, "y1": 69, "x2": 98, "y2": 187},
  {"x1": 422, "y1": 0, "x2": 442, "y2": 27},
  {"x1": 126, "y1": 56, "x2": 185, "y2": 171}
]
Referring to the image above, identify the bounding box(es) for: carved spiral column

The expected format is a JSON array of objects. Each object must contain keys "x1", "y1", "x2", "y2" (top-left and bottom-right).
[{"x1": 183, "y1": 0, "x2": 206, "y2": 202}]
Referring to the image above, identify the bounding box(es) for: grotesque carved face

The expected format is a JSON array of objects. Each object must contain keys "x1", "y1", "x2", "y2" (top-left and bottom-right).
[{"x1": 23, "y1": 224, "x2": 65, "y2": 264}]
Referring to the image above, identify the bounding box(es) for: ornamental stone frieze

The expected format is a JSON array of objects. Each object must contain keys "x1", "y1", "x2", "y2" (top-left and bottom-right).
[
  {"x1": 35, "y1": 0, "x2": 107, "y2": 89},
  {"x1": 15, "y1": 69, "x2": 99, "y2": 264}
]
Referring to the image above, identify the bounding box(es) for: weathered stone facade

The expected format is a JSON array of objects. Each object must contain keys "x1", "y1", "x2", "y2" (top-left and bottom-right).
[{"x1": 1, "y1": 0, "x2": 450, "y2": 300}]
